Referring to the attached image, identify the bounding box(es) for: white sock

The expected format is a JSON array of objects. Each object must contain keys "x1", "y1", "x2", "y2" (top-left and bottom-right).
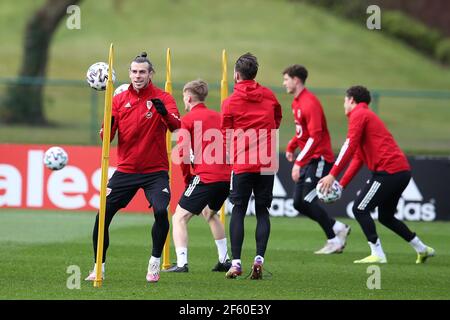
[
  {"x1": 232, "y1": 259, "x2": 241, "y2": 267},
  {"x1": 332, "y1": 220, "x2": 346, "y2": 234},
  {"x1": 93, "y1": 263, "x2": 105, "y2": 273},
  {"x1": 215, "y1": 238, "x2": 229, "y2": 262},
  {"x1": 368, "y1": 238, "x2": 386, "y2": 258},
  {"x1": 409, "y1": 236, "x2": 427, "y2": 253},
  {"x1": 176, "y1": 247, "x2": 188, "y2": 267},
  {"x1": 328, "y1": 236, "x2": 342, "y2": 246},
  {"x1": 254, "y1": 255, "x2": 264, "y2": 264},
  {"x1": 149, "y1": 256, "x2": 161, "y2": 265}
]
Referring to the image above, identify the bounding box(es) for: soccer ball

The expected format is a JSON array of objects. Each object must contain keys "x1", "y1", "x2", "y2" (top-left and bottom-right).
[
  {"x1": 114, "y1": 83, "x2": 129, "y2": 96},
  {"x1": 86, "y1": 62, "x2": 116, "y2": 91},
  {"x1": 316, "y1": 180, "x2": 342, "y2": 203},
  {"x1": 43, "y1": 146, "x2": 68, "y2": 170}
]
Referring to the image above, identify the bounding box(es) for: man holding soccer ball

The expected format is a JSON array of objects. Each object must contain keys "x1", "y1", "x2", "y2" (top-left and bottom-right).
[
  {"x1": 282, "y1": 65, "x2": 350, "y2": 255},
  {"x1": 319, "y1": 85, "x2": 435, "y2": 264},
  {"x1": 85, "y1": 52, "x2": 181, "y2": 283}
]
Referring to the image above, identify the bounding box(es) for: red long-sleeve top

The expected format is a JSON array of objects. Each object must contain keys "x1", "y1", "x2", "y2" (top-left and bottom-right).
[
  {"x1": 177, "y1": 103, "x2": 231, "y2": 186},
  {"x1": 286, "y1": 88, "x2": 334, "y2": 166},
  {"x1": 100, "y1": 82, "x2": 181, "y2": 173},
  {"x1": 221, "y1": 80, "x2": 282, "y2": 174},
  {"x1": 330, "y1": 102, "x2": 410, "y2": 187}
]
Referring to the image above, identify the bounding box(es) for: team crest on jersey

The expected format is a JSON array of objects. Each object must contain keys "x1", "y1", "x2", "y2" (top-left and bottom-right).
[
  {"x1": 145, "y1": 101, "x2": 154, "y2": 118},
  {"x1": 124, "y1": 102, "x2": 131, "y2": 108}
]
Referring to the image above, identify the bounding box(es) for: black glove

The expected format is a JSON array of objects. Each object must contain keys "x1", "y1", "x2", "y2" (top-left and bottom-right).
[{"x1": 151, "y1": 99, "x2": 168, "y2": 116}]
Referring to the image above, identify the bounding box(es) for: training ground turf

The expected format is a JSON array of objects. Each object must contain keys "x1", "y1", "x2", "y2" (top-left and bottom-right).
[{"x1": 0, "y1": 210, "x2": 449, "y2": 300}]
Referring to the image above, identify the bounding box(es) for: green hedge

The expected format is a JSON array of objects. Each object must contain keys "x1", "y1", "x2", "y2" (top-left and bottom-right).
[
  {"x1": 435, "y1": 38, "x2": 450, "y2": 64},
  {"x1": 294, "y1": 0, "x2": 448, "y2": 65},
  {"x1": 382, "y1": 11, "x2": 442, "y2": 56}
]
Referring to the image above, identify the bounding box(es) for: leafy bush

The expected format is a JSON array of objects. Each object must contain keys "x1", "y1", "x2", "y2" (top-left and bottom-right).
[
  {"x1": 382, "y1": 11, "x2": 442, "y2": 55},
  {"x1": 435, "y1": 38, "x2": 450, "y2": 64}
]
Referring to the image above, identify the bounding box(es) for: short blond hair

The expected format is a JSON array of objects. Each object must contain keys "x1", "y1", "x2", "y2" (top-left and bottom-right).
[{"x1": 183, "y1": 79, "x2": 208, "y2": 102}]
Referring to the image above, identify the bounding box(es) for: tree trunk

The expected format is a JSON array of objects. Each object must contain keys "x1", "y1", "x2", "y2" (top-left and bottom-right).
[{"x1": 0, "y1": 0, "x2": 81, "y2": 125}]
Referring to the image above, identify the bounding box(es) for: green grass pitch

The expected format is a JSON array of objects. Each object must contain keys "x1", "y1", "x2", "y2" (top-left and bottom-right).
[{"x1": 0, "y1": 210, "x2": 449, "y2": 300}]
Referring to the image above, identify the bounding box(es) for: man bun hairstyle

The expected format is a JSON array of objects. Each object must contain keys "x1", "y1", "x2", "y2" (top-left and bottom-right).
[
  {"x1": 235, "y1": 52, "x2": 258, "y2": 80},
  {"x1": 131, "y1": 51, "x2": 154, "y2": 72},
  {"x1": 283, "y1": 64, "x2": 308, "y2": 84},
  {"x1": 183, "y1": 79, "x2": 208, "y2": 102},
  {"x1": 346, "y1": 85, "x2": 371, "y2": 104}
]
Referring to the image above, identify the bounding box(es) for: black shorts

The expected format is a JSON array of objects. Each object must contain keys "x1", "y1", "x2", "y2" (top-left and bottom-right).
[
  {"x1": 106, "y1": 170, "x2": 170, "y2": 210},
  {"x1": 353, "y1": 170, "x2": 411, "y2": 213},
  {"x1": 178, "y1": 176, "x2": 230, "y2": 215},
  {"x1": 294, "y1": 157, "x2": 333, "y2": 204},
  {"x1": 229, "y1": 172, "x2": 274, "y2": 208}
]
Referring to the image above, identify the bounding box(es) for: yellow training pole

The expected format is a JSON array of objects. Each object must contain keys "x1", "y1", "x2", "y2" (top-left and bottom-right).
[
  {"x1": 94, "y1": 43, "x2": 114, "y2": 288},
  {"x1": 219, "y1": 49, "x2": 228, "y2": 225},
  {"x1": 162, "y1": 48, "x2": 172, "y2": 270}
]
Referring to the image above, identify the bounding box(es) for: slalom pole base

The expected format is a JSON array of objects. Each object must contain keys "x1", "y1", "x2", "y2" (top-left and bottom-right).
[{"x1": 93, "y1": 280, "x2": 103, "y2": 288}]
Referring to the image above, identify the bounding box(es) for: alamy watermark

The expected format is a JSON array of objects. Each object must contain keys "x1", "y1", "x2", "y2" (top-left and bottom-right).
[
  {"x1": 66, "y1": 5, "x2": 81, "y2": 30},
  {"x1": 171, "y1": 123, "x2": 279, "y2": 174},
  {"x1": 366, "y1": 265, "x2": 381, "y2": 289},
  {"x1": 66, "y1": 265, "x2": 81, "y2": 289},
  {"x1": 366, "y1": 5, "x2": 381, "y2": 30}
]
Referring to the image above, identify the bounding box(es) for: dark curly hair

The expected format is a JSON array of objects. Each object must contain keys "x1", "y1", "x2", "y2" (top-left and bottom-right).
[
  {"x1": 282, "y1": 65, "x2": 308, "y2": 84},
  {"x1": 235, "y1": 52, "x2": 258, "y2": 80},
  {"x1": 346, "y1": 85, "x2": 371, "y2": 104}
]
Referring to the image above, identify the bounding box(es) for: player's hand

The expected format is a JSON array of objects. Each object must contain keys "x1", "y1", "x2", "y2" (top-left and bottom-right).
[
  {"x1": 318, "y1": 174, "x2": 336, "y2": 194},
  {"x1": 151, "y1": 99, "x2": 168, "y2": 116},
  {"x1": 291, "y1": 164, "x2": 301, "y2": 182},
  {"x1": 286, "y1": 151, "x2": 294, "y2": 162}
]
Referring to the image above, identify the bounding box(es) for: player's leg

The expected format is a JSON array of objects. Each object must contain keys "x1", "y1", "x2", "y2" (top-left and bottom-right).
[
  {"x1": 164, "y1": 176, "x2": 214, "y2": 272},
  {"x1": 162, "y1": 204, "x2": 193, "y2": 272},
  {"x1": 206, "y1": 181, "x2": 232, "y2": 271},
  {"x1": 86, "y1": 171, "x2": 138, "y2": 280},
  {"x1": 226, "y1": 172, "x2": 253, "y2": 278},
  {"x1": 143, "y1": 171, "x2": 171, "y2": 282},
  {"x1": 250, "y1": 173, "x2": 275, "y2": 279},
  {"x1": 293, "y1": 160, "x2": 344, "y2": 254},
  {"x1": 377, "y1": 171, "x2": 435, "y2": 263},
  {"x1": 352, "y1": 175, "x2": 387, "y2": 263}
]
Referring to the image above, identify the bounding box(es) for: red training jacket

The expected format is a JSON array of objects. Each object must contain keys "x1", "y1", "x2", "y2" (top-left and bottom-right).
[
  {"x1": 221, "y1": 80, "x2": 282, "y2": 174},
  {"x1": 286, "y1": 88, "x2": 334, "y2": 166},
  {"x1": 100, "y1": 82, "x2": 181, "y2": 173},
  {"x1": 330, "y1": 102, "x2": 410, "y2": 187},
  {"x1": 177, "y1": 103, "x2": 231, "y2": 186}
]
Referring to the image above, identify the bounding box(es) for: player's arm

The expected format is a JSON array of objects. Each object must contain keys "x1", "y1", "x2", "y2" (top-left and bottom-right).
[
  {"x1": 177, "y1": 117, "x2": 193, "y2": 187},
  {"x1": 339, "y1": 149, "x2": 363, "y2": 188},
  {"x1": 153, "y1": 94, "x2": 181, "y2": 132},
  {"x1": 293, "y1": 102, "x2": 322, "y2": 167},
  {"x1": 272, "y1": 94, "x2": 283, "y2": 129},
  {"x1": 320, "y1": 112, "x2": 366, "y2": 192},
  {"x1": 100, "y1": 97, "x2": 119, "y2": 142},
  {"x1": 329, "y1": 112, "x2": 366, "y2": 178},
  {"x1": 220, "y1": 99, "x2": 233, "y2": 163},
  {"x1": 286, "y1": 136, "x2": 298, "y2": 162}
]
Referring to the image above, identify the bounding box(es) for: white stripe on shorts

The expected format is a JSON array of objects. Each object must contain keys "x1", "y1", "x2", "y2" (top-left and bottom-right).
[
  {"x1": 357, "y1": 181, "x2": 381, "y2": 210},
  {"x1": 304, "y1": 189, "x2": 317, "y2": 203},
  {"x1": 184, "y1": 176, "x2": 200, "y2": 197}
]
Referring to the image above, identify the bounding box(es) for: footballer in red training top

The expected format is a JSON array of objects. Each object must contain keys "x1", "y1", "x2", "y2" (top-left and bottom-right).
[
  {"x1": 221, "y1": 53, "x2": 282, "y2": 280},
  {"x1": 319, "y1": 85, "x2": 434, "y2": 264},
  {"x1": 283, "y1": 64, "x2": 350, "y2": 255},
  {"x1": 164, "y1": 79, "x2": 232, "y2": 273},
  {"x1": 86, "y1": 52, "x2": 181, "y2": 283}
]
